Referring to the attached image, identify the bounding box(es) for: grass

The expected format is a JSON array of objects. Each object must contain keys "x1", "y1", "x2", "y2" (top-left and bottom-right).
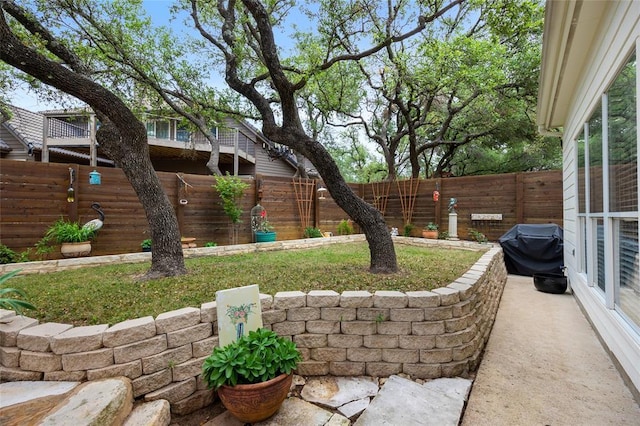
[{"x1": 10, "y1": 242, "x2": 483, "y2": 326}]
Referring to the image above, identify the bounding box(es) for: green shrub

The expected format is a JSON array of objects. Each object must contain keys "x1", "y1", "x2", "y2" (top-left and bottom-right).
[
  {"x1": 213, "y1": 174, "x2": 249, "y2": 224},
  {"x1": 403, "y1": 223, "x2": 414, "y2": 237},
  {"x1": 303, "y1": 227, "x2": 323, "y2": 238},
  {"x1": 204, "y1": 242, "x2": 218, "y2": 247},
  {"x1": 468, "y1": 228, "x2": 488, "y2": 243},
  {"x1": 337, "y1": 219, "x2": 353, "y2": 235},
  {"x1": 0, "y1": 245, "x2": 18, "y2": 264}
]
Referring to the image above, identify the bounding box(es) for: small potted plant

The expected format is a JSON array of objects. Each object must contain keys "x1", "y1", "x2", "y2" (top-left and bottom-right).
[
  {"x1": 422, "y1": 222, "x2": 439, "y2": 239},
  {"x1": 202, "y1": 328, "x2": 301, "y2": 423},
  {"x1": 255, "y1": 209, "x2": 276, "y2": 242},
  {"x1": 140, "y1": 239, "x2": 152, "y2": 252},
  {"x1": 42, "y1": 218, "x2": 99, "y2": 258}
]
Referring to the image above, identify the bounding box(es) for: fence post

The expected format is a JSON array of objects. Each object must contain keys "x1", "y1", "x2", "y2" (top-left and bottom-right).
[{"x1": 516, "y1": 173, "x2": 524, "y2": 224}]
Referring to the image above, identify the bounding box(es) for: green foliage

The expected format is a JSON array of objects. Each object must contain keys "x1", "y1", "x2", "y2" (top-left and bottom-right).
[
  {"x1": 1, "y1": 245, "x2": 35, "y2": 264},
  {"x1": 336, "y1": 219, "x2": 354, "y2": 236},
  {"x1": 468, "y1": 228, "x2": 488, "y2": 243},
  {"x1": 204, "y1": 242, "x2": 218, "y2": 247},
  {"x1": 438, "y1": 231, "x2": 449, "y2": 240},
  {"x1": 0, "y1": 245, "x2": 18, "y2": 264},
  {"x1": 0, "y1": 270, "x2": 36, "y2": 315},
  {"x1": 257, "y1": 220, "x2": 274, "y2": 233},
  {"x1": 303, "y1": 227, "x2": 323, "y2": 238},
  {"x1": 424, "y1": 222, "x2": 438, "y2": 231},
  {"x1": 213, "y1": 174, "x2": 249, "y2": 224},
  {"x1": 44, "y1": 218, "x2": 98, "y2": 244},
  {"x1": 403, "y1": 223, "x2": 414, "y2": 237},
  {"x1": 202, "y1": 328, "x2": 301, "y2": 389},
  {"x1": 141, "y1": 239, "x2": 152, "y2": 249},
  {"x1": 34, "y1": 238, "x2": 54, "y2": 260}
]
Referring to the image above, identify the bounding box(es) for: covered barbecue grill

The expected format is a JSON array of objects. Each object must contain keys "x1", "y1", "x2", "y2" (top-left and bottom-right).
[{"x1": 499, "y1": 224, "x2": 564, "y2": 276}]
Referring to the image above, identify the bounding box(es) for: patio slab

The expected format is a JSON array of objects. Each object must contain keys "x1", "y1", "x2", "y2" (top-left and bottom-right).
[{"x1": 462, "y1": 275, "x2": 640, "y2": 425}]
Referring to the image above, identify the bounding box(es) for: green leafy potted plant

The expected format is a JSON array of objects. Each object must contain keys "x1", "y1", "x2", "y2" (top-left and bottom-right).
[
  {"x1": 42, "y1": 218, "x2": 99, "y2": 258},
  {"x1": 140, "y1": 239, "x2": 152, "y2": 252},
  {"x1": 255, "y1": 209, "x2": 276, "y2": 243},
  {"x1": 202, "y1": 328, "x2": 301, "y2": 423},
  {"x1": 422, "y1": 222, "x2": 439, "y2": 239}
]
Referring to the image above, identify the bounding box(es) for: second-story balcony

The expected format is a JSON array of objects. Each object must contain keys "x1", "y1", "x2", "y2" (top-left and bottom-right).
[{"x1": 43, "y1": 112, "x2": 257, "y2": 166}]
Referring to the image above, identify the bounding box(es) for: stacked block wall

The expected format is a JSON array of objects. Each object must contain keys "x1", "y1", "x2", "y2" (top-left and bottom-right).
[{"x1": 0, "y1": 242, "x2": 506, "y2": 415}]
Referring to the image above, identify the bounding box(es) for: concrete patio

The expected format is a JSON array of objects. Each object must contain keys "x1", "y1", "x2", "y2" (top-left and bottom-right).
[{"x1": 462, "y1": 275, "x2": 640, "y2": 425}]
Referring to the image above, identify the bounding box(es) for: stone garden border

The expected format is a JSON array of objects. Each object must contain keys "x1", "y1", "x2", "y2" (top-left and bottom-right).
[{"x1": 0, "y1": 236, "x2": 507, "y2": 416}]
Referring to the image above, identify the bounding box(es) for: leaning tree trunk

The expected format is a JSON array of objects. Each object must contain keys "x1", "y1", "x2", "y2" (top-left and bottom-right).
[
  {"x1": 96, "y1": 123, "x2": 186, "y2": 279},
  {"x1": 0, "y1": 7, "x2": 186, "y2": 278},
  {"x1": 271, "y1": 126, "x2": 397, "y2": 273}
]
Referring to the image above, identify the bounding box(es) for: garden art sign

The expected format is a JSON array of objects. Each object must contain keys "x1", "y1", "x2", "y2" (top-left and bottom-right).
[{"x1": 215, "y1": 284, "x2": 263, "y2": 346}]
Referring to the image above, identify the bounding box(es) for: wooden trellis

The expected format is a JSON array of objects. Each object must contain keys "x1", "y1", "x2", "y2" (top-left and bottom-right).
[
  {"x1": 292, "y1": 178, "x2": 316, "y2": 231},
  {"x1": 370, "y1": 180, "x2": 392, "y2": 215},
  {"x1": 396, "y1": 178, "x2": 421, "y2": 225}
]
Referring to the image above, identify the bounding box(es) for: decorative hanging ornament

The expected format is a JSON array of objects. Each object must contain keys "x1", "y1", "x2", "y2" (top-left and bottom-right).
[{"x1": 432, "y1": 190, "x2": 440, "y2": 202}]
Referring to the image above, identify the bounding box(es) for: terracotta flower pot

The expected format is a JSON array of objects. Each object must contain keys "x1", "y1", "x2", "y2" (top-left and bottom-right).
[
  {"x1": 217, "y1": 373, "x2": 292, "y2": 423},
  {"x1": 422, "y1": 230, "x2": 438, "y2": 239}
]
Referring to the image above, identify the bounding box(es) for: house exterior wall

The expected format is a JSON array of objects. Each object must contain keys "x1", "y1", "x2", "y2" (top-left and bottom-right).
[
  {"x1": 254, "y1": 145, "x2": 296, "y2": 177},
  {"x1": 0, "y1": 127, "x2": 29, "y2": 160},
  {"x1": 545, "y1": 1, "x2": 640, "y2": 395}
]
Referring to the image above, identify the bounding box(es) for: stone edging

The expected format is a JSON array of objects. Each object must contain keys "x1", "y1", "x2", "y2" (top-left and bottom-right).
[{"x1": 0, "y1": 237, "x2": 507, "y2": 416}]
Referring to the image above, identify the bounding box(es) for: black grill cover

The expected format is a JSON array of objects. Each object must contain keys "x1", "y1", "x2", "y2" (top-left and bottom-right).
[{"x1": 498, "y1": 224, "x2": 564, "y2": 276}]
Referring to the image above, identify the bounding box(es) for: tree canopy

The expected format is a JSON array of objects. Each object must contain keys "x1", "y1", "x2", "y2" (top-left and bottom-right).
[{"x1": 1, "y1": 0, "x2": 552, "y2": 272}]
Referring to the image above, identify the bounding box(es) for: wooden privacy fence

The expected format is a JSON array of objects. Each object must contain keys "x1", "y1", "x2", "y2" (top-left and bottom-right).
[{"x1": 0, "y1": 159, "x2": 562, "y2": 258}]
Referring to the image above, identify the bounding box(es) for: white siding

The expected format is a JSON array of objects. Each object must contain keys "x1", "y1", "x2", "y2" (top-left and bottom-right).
[
  {"x1": 563, "y1": 140, "x2": 577, "y2": 278},
  {"x1": 560, "y1": 2, "x2": 640, "y2": 393}
]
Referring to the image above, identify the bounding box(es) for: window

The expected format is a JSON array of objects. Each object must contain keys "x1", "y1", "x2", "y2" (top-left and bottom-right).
[
  {"x1": 616, "y1": 220, "x2": 640, "y2": 330},
  {"x1": 156, "y1": 121, "x2": 169, "y2": 139},
  {"x1": 146, "y1": 120, "x2": 170, "y2": 139},
  {"x1": 146, "y1": 122, "x2": 155, "y2": 137},
  {"x1": 588, "y1": 103, "x2": 603, "y2": 214},
  {"x1": 177, "y1": 127, "x2": 190, "y2": 142},
  {"x1": 608, "y1": 53, "x2": 637, "y2": 213},
  {"x1": 577, "y1": 52, "x2": 638, "y2": 329}
]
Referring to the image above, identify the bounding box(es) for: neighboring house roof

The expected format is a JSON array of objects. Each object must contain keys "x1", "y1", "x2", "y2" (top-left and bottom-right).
[
  {"x1": 3, "y1": 106, "x2": 43, "y2": 146},
  {"x1": 235, "y1": 119, "x2": 298, "y2": 166}
]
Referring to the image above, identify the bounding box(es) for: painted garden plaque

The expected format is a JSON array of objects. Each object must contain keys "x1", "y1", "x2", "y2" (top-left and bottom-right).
[{"x1": 216, "y1": 284, "x2": 263, "y2": 347}]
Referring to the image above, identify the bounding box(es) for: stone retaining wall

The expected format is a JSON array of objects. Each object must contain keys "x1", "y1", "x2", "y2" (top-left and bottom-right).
[{"x1": 0, "y1": 239, "x2": 507, "y2": 416}]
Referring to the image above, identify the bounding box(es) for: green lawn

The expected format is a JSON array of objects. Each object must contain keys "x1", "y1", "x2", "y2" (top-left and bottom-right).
[{"x1": 10, "y1": 242, "x2": 483, "y2": 326}]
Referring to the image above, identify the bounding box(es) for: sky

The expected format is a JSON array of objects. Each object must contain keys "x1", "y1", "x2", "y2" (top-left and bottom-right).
[{"x1": 10, "y1": 1, "x2": 176, "y2": 111}]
